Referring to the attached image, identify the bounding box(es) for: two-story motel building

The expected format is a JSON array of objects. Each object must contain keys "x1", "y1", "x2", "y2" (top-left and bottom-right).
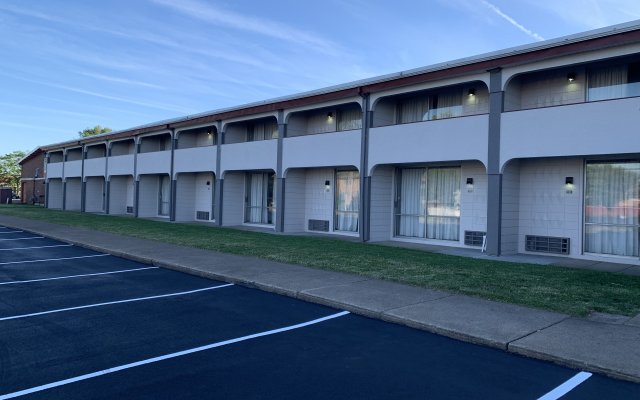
[{"x1": 41, "y1": 21, "x2": 640, "y2": 264}]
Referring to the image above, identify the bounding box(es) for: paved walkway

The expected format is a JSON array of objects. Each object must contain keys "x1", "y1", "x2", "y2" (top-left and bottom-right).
[{"x1": 1, "y1": 214, "x2": 639, "y2": 384}]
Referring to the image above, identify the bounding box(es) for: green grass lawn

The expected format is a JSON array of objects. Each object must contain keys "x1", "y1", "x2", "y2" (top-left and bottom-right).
[{"x1": 1, "y1": 204, "x2": 639, "y2": 317}]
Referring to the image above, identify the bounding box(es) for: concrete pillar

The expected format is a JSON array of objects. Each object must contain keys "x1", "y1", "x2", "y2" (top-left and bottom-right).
[
  {"x1": 170, "y1": 178, "x2": 177, "y2": 221},
  {"x1": 134, "y1": 179, "x2": 140, "y2": 218},
  {"x1": 275, "y1": 110, "x2": 286, "y2": 232},
  {"x1": 81, "y1": 180, "x2": 87, "y2": 212},
  {"x1": 216, "y1": 125, "x2": 224, "y2": 226},
  {"x1": 62, "y1": 181, "x2": 67, "y2": 210},
  {"x1": 486, "y1": 68, "x2": 504, "y2": 256},
  {"x1": 359, "y1": 95, "x2": 372, "y2": 242},
  {"x1": 105, "y1": 180, "x2": 111, "y2": 214},
  {"x1": 45, "y1": 180, "x2": 50, "y2": 208}
]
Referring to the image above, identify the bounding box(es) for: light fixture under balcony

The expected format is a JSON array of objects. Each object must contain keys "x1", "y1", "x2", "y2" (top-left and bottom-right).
[
  {"x1": 324, "y1": 180, "x2": 331, "y2": 192},
  {"x1": 565, "y1": 176, "x2": 574, "y2": 194},
  {"x1": 467, "y1": 88, "x2": 476, "y2": 96},
  {"x1": 567, "y1": 72, "x2": 576, "y2": 82},
  {"x1": 466, "y1": 177, "x2": 474, "y2": 192}
]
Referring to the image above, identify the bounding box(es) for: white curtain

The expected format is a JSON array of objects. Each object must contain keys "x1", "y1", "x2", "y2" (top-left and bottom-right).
[
  {"x1": 397, "y1": 168, "x2": 426, "y2": 237},
  {"x1": 338, "y1": 108, "x2": 362, "y2": 131},
  {"x1": 399, "y1": 98, "x2": 430, "y2": 123},
  {"x1": 247, "y1": 173, "x2": 264, "y2": 223},
  {"x1": 250, "y1": 122, "x2": 278, "y2": 141},
  {"x1": 426, "y1": 168, "x2": 461, "y2": 241},
  {"x1": 158, "y1": 175, "x2": 170, "y2": 216},
  {"x1": 335, "y1": 171, "x2": 359, "y2": 232},
  {"x1": 429, "y1": 90, "x2": 462, "y2": 120},
  {"x1": 588, "y1": 65, "x2": 628, "y2": 101},
  {"x1": 585, "y1": 162, "x2": 639, "y2": 257}
]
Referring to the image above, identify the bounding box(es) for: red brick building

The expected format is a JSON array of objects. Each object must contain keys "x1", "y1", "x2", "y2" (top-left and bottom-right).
[{"x1": 19, "y1": 148, "x2": 46, "y2": 205}]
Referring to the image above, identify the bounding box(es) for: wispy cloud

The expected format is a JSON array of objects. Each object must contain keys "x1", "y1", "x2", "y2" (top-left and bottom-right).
[
  {"x1": 76, "y1": 71, "x2": 166, "y2": 90},
  {"x1": 522, "y1": 0, "x2": 640, "y2": 30},
  {"x1": 0, "y1": 71, "x2": 189, "y2": 114},
  {"x1": 150, "y1": 0, "x2": 341, "y2": 56},
  {"x1": 481, "y1": 0, "x2": 545, "y2": 41},
  {"x1": 0, "y1": 120, "x2": 69, "y2": 133}
]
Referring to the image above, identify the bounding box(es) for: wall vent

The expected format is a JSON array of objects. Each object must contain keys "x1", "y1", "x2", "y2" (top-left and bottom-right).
[
  {"x1": 464, "y1": 231, "x2": 486, "y2": 247},
  {"x1": 525, "y1": 235, "x2": 570, "y2": 254},
  {"x1": 308, "y1": 219, "x2": 329, "y2": 232},
  {"x1": 196, "y1": 211, "x2": 210, "y2": 221},
  {"x1": 126, "y1": 206, "x2": 134, "y2": 214}
]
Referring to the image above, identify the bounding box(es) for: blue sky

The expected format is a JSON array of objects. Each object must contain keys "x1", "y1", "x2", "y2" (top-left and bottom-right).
[{"x1": 1, "y1": 0, "x2": 639, "y2": 154}]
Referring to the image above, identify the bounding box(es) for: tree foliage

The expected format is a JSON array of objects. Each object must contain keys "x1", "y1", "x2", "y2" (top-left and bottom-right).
[
  {"x1": 0, "y1": 150, "x2": 26, "y2": 193},
  {"x1": 78, "y1": 125, "x2": 112, "y2": 137}
]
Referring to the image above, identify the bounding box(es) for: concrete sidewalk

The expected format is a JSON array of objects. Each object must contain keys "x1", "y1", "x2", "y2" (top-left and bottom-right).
[{"x1": 1, "y1": 214, "x2": 639, "y2": 384}]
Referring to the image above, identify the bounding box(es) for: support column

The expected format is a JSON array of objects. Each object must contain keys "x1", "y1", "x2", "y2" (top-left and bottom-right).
[
  {"x1": 215, "y1": 123, "x2": 224, "y2": 226},
  {"x1": 105, "y1": 180, "x2": 111, "y2": 214},
  {"x1": 486, "y1": 68, "x2": 504, "y2": 256},
  {"x1": 134, "y1": 179, "x2": 140, "y2": 218},
  {"x1": 62, "y1": 180, "x2": 67, "y2": 210},
  {"x1": 359, "y1": 94, "x2": 371, "y2": 242},
  {"x1": 275, "y1": 110, "x2": 286, "y2": 232},
  {"x1": 45, "y1": 180, "x2": 50, "y2": 208},
  {"x1": 80, "y1": 147, "x2": 86, "y2": 212},
  {"x1": 81, "y1": 180, "x2": 87, "y2": 212},
  {"x1": 169, "y1": 130, "x2": 177, "y2": 222}
]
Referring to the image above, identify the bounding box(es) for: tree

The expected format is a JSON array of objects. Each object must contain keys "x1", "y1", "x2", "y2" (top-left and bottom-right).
[
  {"x1": 78, "y1": 125, "x2": 112, "y2": 137},
  {"x1": 0, "y1": 150, "x2": 26, "y2": 194}
]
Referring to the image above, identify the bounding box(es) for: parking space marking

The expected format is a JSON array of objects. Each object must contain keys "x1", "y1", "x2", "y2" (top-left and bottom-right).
[
  {"x1": 0, "y1": 267, "x2": 159, "y2": 286},
  {"x1": 0, "y1": 254, "x2": 110, "y2": 266},
  {"x1": 0, "y1": 244, "x2": 73, "y2": 252},
  {"x1": 537, "y1": 371, "x2": 592, "y2": 400},
  {"x1": 0, "y1": 231, "x2": 23, "y2": 234},
  {"x1": 0, "y1": 237, "x2": 44, "y2": 242},
  {"x1": 0, "y1": 283, "x2": 234, "y2": 322},
  {"x1": 0, "y1": 310, "x2": 349, "y2": 399}
]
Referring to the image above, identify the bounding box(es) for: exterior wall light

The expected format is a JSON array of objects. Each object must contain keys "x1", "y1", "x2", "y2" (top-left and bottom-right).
[
  {"x1": 466, "y1": 177, "x2": 474, "y2": 192},
  {"x1": 324, "y1": 180, "x2": 331, "y2": 192},
  {"x1": 327, "y1": 112, "x2": 334, "y2": 121},
  {"x1": 567, "y1": 73, "x2": 576, "y2": 82},
  {"x1": 565, "y1": 176, "x2": 574, "y2": 194},
  {"x1": 467, "y1": 88, "x2": 476, "y2": 96}
]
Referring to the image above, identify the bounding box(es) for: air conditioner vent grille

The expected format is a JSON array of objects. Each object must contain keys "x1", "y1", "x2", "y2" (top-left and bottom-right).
[
  {"x1": 525, "y1": 235, "x2": 570, "y2": 254},
  {"x1": 464, "y1": 231, "x2": 486, "y2": 247},
  {"x1": 196, "y1": 211, "x2": 210, "y2": 220},
  {"x1": 308, "y1": 219, "x2": 329, "y2": 232}
]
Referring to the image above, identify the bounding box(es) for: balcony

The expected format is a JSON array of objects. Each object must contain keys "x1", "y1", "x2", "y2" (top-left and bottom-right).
[
  {"x1": 137, "y1": 151, "x2": 171, "y2": 175},
  {"x1": 221, "y1": 140, "x2": 277, "y2": 172},
  {"x1": 174, "y1": 146, "x2": 217, "y2": 174},
  {"x1": 84, "y1": 157, "x2": 106, "y2": 177},
  {"x1": 501, "y1": 96, "x2": 640, "y2": 163},
  {"x1": 64, "y1": 160, "x2": 82, "y2": 178},
  {"x1": 46, "y1": 162, "x2": 63, "y2": 178},
  {"x1": 369, "y1": 115, "x2": 489, "y2": 172},
  {"x1": 282, "y1": 130, "x2": 361, "y2": 171},
  {"x1": 107, "y1": 154, "x2": 135, "y2": 176}
]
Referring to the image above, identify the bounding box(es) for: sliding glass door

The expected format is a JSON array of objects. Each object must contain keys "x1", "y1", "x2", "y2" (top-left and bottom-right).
[
  {"x1": 585, "y1": 161, "x2": 639, "y2": 257},
  {"x1": 395, "y1": 167, "x2": 461, "y2": 241},
  {"x1": 335, "y1": 170, "x2": 359, "y2": 232},
  {"x1": 245, "y1": 172, "x2": 276, "y2": 224}
]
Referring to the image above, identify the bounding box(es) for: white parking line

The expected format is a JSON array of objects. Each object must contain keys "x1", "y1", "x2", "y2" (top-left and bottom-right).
[
  {"x1": 537, "y1": 371, "x2": 592, "y2": 400},
  {"x1": 0, "y1": 237, "x2": 44, "y2": 242},
  {"x1": 0, "y1": 231, "x2": 23, "y2": 234},
  {"x1": 0, "y1": 267, "x2": 159, "y2": 286},
  {"x1": 0, "y1": 244, "x2": 73, "y2": 252},
  {"x1": 0, "y1": 283, "x2": 234, "y2": 322},
  {"x1": 0, "y1": 254, "x2": 110, "y2": 266},
  {"x1": 0, "y1": 310, "x2": 349, "y2": 399}
]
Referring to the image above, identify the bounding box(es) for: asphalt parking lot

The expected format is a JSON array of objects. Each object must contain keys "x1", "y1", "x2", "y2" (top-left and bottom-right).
[{"x1": 0, "y1": 225, "x2": 639, "y2": 399}]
